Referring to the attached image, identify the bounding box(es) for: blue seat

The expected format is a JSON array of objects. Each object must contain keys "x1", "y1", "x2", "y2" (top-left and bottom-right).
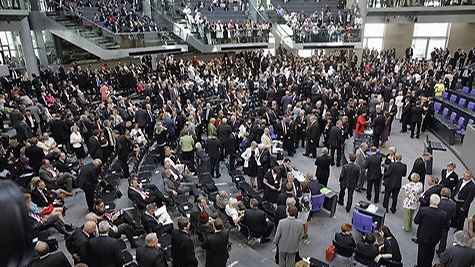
[
  {"x1": 442, "y1": 107, "x2": 449, "y2": 118},
  {"x1": 352, "y1": 210, "x2": 375, "y2": 234},
  {"x1": 456, "y1": 119, "x2": 474, "y2": 142},
  {"x1": 471, "y1": 89, "x2": 475, "y2": 96},
  {"x1": 442, "y1": 91, "x2": 449, "y2": 99},
  {"x1": 449, "y1": 94, "x2": 458, "y2": 103},
  {"x1": 269, "y1": 125, "x2": 277, "y2": 140},
  {"x1": 458, "y1": 98, "x2": 467, "y2": 107},
  {"x1": 434, "y1": 102, "x2": 442, "y2": 113},
  {"x1": 456, "y1": 117, "x2": 465, "y2": 129},
  {"x1": 311, "y1": 194, "x2": 325, "y2": 212},
  {"x1": 468, "y1": 102, "x2": 475, "y2": 111},
  {"x1": 449, "y1": 112, "x2": 457, "y2": 123},
  {"x1": 462, "y1": 86, "x2": 470, "y2": 94}
]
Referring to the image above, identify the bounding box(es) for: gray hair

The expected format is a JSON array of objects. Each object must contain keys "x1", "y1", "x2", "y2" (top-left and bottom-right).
[
  {"x1": 251, "y1": 141, "x2": 258, "y2": 147},
  {"x1": 145, "y1": 233, "x2": 158, "y2": 246},
  {"x1": 429, "y1": 194, "x2": 441, "y2": 207},
  {"x1": 454, "y1": 230, "x2": 471, "y2": 247},
  {"x1": 98, "y1": 221, "x2": 110, "y2": 234},
  {"x1": 286, "y1": 197, "x2": 296, "y2": 207},
  {"x1": 430, "y1": 176, "x2": 440, "y2": 184}
]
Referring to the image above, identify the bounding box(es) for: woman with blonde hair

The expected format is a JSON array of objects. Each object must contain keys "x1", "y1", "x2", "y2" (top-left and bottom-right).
[
  {"x1": 401, "y1": 173, "x2": 423, "y2": 231},
  {"x1": 70, "y1": 125, "x2": 85, "y2": 166},
  {"x1": 241, "y1": 141, "x2": 260, "y2": 188}
]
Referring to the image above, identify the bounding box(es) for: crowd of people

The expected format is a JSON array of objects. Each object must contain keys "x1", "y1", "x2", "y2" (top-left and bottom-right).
[{"x1": 0, "y1": 40, "x2": 475, "y2": 267}]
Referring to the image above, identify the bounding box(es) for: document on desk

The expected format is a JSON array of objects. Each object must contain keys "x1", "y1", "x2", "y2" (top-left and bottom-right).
[
  {"x1": 366, "y1": 204, "x2": 378, "y2": 214},
  {"x1": 154, "y1": 206, "x2": 173, "y2": 225},
  {"x1": 320, "y1": 188, "x2": 331, "y2": 194}
]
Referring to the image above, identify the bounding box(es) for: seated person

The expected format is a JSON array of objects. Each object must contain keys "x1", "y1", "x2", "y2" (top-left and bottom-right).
[
  {"x1": 195, "y1": 142, "x2": 210, "y2": 170},
  {"x1": 215, "y1": 190, "x2": 228, "y2": 210},
  {"x1": 27, "y1": 202, "x2": 73, "y2": 238},
  {"x1": 128, "y1": 174, "x2": 168, "y2": 209},
  {"x1": 356, "y1": 234, "x2": 379, "y2": 266},
  {"x1": 334, "y1": 222, "x2": 356, "y2": 249},
  {"x1": 25, "y1": 192, "x2": 68, "y2": 226},
  {"x1": 191, "y1": 196, "x2": 218, "y2": 228},
  {"x1": 164, "y1": 160, "x2": 194, "y2": 181},
  {"x1": 32, "y1": 241, "x2": 71, "y2": 267},
  {"x1": 197, "y1": 211, "x2": 215, "y2": 241},
  {"x1": 38, "y1": 159, "x2": 76, "y2": 193},
  {"x1": 306, "y1": 172, "x2": 323, "y2": 195},
  {"x1": 241, "y1": 198, "x2": 273, "y2": 242},
  {"x1": 30, "y1": 179, "x2": 71, "y2": 208},
  {"x1": 54, "y1": 152, "x2": 78, "y2": 176},
  {"x1": 163, "y1": 169, "x2": 199, "y2": 198},
  {"x1": 225, "y1": 197, "x2": 244, "y2": 226},
  {"x1": 141, "y1": 203, "x2": 174, "y2": 235}
]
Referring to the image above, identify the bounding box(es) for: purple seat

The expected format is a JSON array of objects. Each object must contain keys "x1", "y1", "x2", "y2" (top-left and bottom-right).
[
  {"x1": 434, "y1": 102, "x2": 442, "y2": 113},
  {"x1": 449, "y1": 94, "x2": 457, "y2": 103},
  {"x1": 442, "y1": 91, "x2": 449, "y2": 99},
  {"x1": 468, "y1": 102, "x2": 475, "y2": 111},
  {"x1": 442, "y1": 108, "x2": 449, "y2": 118},
  {"x1": 457, "y1": 117, "x2": 465, "y2": 128},
  {"x1": 459, "y1": 98, "x2": 467, "y2": 107},
  {"x1": 462, "y1": 87, "x2": 470, "y2": 94},
  {"x1": 269, "y1": 125, "x2": 277, "y2": 140},
  {"x1": 311, "y1": 194, "x2": 325, "y2": 212},
  {"x1": 471, "y1": 89, "x2": 475, "y2": 96},
  {"x1": 449, "y1": 112, "x2": 457, "y2": 123},
  {"x1": 352, "y1": 210, "x2": 374, "y2": 234},
  {"x1": 469, "y1": 119, "x2": 474, "y2": 125},
  {"x1": 456, "y1": 117, "x2": 468, "y2": 141}
]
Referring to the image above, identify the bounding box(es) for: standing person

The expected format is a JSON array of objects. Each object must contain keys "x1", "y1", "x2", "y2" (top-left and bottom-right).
[
  {"x1": 79, "y1": 159, "x2": 102, "y2": 212},
  {"x1": 382, "y1": 153, "x2": 407, "y2": 214},
  {"x1": 437, "y1": 187, "x2": 457, "y2": 255},
  {"x1": 414, "y1": 194, "x2": 448, "y2": 267},
  {"x1": 380, "y1": 111, "x2": 391, "y2": 148},
  {"x1": 32, "y1": 241, "x2": 72, "y2": 267},
  {"x1": 201, "y1": 218, "x2": 230, "y2": 267},
  {"x1": 136, "y1": 233, "x2": 168, "y2": 267},
  {"x1": 372, "y1": 109, "x2": 385, "y2": 148},
  {"x1": 440, "y1": 231, "x2": 475, "y2": 267},
  {"x1": 410, "y1": 100, "x2": 424, "y2": 139},
  {"x1": 355, "y1": 143, "x2": 368, "y2": 192},
  {"x1": 314, "y1": 147, "x2": 332, "y2": 187},
  {"x1": 410, "y1": 153, "x2": 431, "y2": 190},
  {"x1": 452, "y1": 171, "x2": 475, "y2": 231},
  {"x1": 400, "y1": 97, "x2": 412, "y2": 133},
  {"x1": 364, "y1": 146, "x2": 383, "y2": 204},
  {"x1": 305, "y1": 116, "x2": 319, "y2": 158},
  {"x1": 257, "y1": 143, "x2": 271, "y2": 191},
  {"x1": 328, "y1": 120, "x2": 344, "y2": 167},
  {"x1": 263, "y1": 166, "x2": 283, "y2": 204},
  {"x1": 87, "y1": 221, "x2": 124, "y2": 267},
  {"x1": 338, "y1": 153, "x2": 360, "y2": 212},
  {"x1": 70, "y1": 125, "x2": 85, "y2": 167},
  {"x1": 171, "y1": 217, "x2": 198, "y2": 267},
  {"x1": 295, "y1": 110, "x2": 307, "y2": 149},
  {"x1": 241, "y1": 141, "x2": 260, "y2": 188},
  {"x1": 205, "y1": 133, "x2": 222, "y2": 178},
  {"x1": 402, "y1": 173, "x2": 423, "y2": 232},
  {"x1": 440, "y1": 162, "x2": 459, "y2": 192},
  {"x1": 179, "y1": 129, "x2": 195, "y2": 164},
  {"x1": 374, "y1": 226, "x2": 402, "y2": 265},
  {"x1": 273, "y1": 205, "x2": 303, "y2": 267},
  {"x1": 114, "y1": 130, "x2": 132, "y2": 179},
  {"x1": 355, "y1": 111, "x2": 368, "y2": 137},
  {"x1": 297, "y1": 181, "x2": 312, "y2": 240}
]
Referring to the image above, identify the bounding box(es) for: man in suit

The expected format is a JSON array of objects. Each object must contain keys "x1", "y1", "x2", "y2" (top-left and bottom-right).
[
  {"x1": 227, "y1": 129, "x2": 240, "y2": 172},
  {"x1": 440, "y1": 231, "x2": 475, "y2": 267},
  {"x1": 201, "y1": 218, "x2": 230, "y2": 267},
  {"x1": 383, "y1": 153, "x2": 407, "y2": 213},
  {"x1": 25, "y1": 137, "x2": 45, "y2": 174},
  {"x1": 400, "y1": 97, "x2": 412, "y2": 133},
  {"x1": 355, "y1": 143, "x2": 368, "y2": 192},
  {"x1": 419, "y1": 176, "x2": 443, "y2": 207},
  {"x1": 328, "y1": 120, "x2": 344, "y2": 166},
  {"x1": 16, "y1": 115, "x2": 34, "y2": 144},
  {"x1": 437, "y1": 187, "x2": 457, "y2": 255},
  {"x1": 88, "y1": 129, "x2": 103, "y2": 161},
  {"x1": 276, "y1": 116, "x2": 293, "y2": 156},
  {"x1": 414, "y1": 194, "x2": 448, "y2": 267},
  {"x1": 135, "y1": 107, "x2": 148, "y2": 131},
  {"x1": 136, "y1": 233, "x2": 168, "y2": 267},
  {"x1": 141, "y1": 204, "x2": 174, "y2": 236},
  {"x1": 452, "y1": 171, "x2": 475, "y2": 230},
  {"x1": 338, "y1": 153, "x2": 360, "y2": 212},
  {"x1": 205, "y1": 133, "x2": 222, "y2": 178},
  {"x1": 410, "y1": 153, "x2": 431, "y2": 189},
  {"x1": 66, "y1": 221, "x2": 97, "y2": 265},
  {"x1": 242, "y1": 198, "x2": 274, "y2": 241},
  {"x1": 372, "y1": 108, "x2": 386, "y2": 148},
  {"x1": 32, "y1": 241, "x2": 72, "y2": 267},
  {"x1": 216, "y1": 118, "x2": 232, "y2": 158},
  {"x1": 39, "y1": 159, "x2": 76, "y2": 192},
  {"x1": 305, "y1": 116, "x2": 319, "y2": 158},
  {"x1": 114, "y1": 130, "x2": 132, "y2": 179},
  {"x1": 440, "y1": 161, "x2": 459, "y2": 192},
  {"x1": 364, "y1": 146, "x2": 383, "y2": 204},
  {"x1": 295, "y1": 110, "x2": 307, "y2": 149},
  {"x1": 87, "y1": 221, "x2": 124, "y2": 267},
  {"x1": 50, "y1": 113, "x2": 70, "y2": 151},
  {"x1": 128, "y1": 176, "x2": 167, "y2": 210},
  {"x1": 273, "y1": 205, "x2": 303, "y2": 267},
  {"x1": 79, "y1": 159, "x2": 102, "y2": 212},
  {"x1": 171, "y1": 217, "x2": 198, "y2": 267},
  {"x1": 421, "y1": 97, "x2": 435, "y2": 132},
  {"x1": 190, "y1": 196, "x2": 218, "y2": 228},
  {"x1": 314, "y1": 147, "x2": 333, "y2": 187},
  {"x1": 410, "y1": 100, "x2": 425, "y2": 139}
]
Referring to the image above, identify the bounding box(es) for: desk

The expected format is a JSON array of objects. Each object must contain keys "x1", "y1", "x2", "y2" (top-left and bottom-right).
[
  {"x1": 321, "y1": 188, "x2": 338, "y2": 217},
  {"x1": 424, "y1": 135, "x2": 447, "y2": 175},
  {"x1": 354, "y1": 203, "x2": 385, "y2": 230}
]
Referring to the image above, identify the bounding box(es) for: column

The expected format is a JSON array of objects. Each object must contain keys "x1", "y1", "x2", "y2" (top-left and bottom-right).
[
  {"x1": 143, "y1": 0, "x2": 151, "y2": 18},
  {"x1": 19, "y1": 17, "x2": 39, "y2": 76},
  {"x1": 35, "y1": 31, "x2": 49, "y2": 66}
]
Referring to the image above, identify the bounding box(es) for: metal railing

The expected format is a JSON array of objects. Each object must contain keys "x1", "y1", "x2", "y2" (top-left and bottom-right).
[
  {"x1": 292, "y1": 27, "x2": 362, "y2": 43},
  {"x1": 367, "y1": 0, "x2": 474, "y2": 7}
]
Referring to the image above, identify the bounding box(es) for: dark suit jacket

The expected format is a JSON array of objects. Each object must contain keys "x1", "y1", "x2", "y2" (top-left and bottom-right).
[
  {"x1": 401, "y1": 102, "x2": 412, "y2": 123},
  {"x1": 136, "y1": 245, "x2": 167, "y2": 267},
  {"x1": 339, "y1": 162, "x2": 360, "y2": 189},
  {"x1": 79, "y1": 162, "x2": 100, "y2": 190},
  {"x1": 309, "y1": 180, "x2": 323, "y2": 195},
  {"x1": 410, "y1": 157, "x2": 426, "y2": 180},
  {"x1": 328, "y1": 125, "x2": 344, "y2": 148},
  {"x1": 440, "y1": 245, "x2": 475, "y2": 267},
  {"x1": 201, "y1": 230, "x2": 229, "y2": 267},
  {"x1": 31, "y1": 188, "x2": 54, "y2": 208},
  {"x1": 419, "y1": 184, "x2": 443, "y2": 206},
  {"x1": 25, "y1": 145, "x2": 45, "y2": 172},
  {"x1": 439, "y1": 198, "x2": 457, "y2": 225},
  {"x1": 31, "y1": 251, "x2": 72, "y2": 267},
  {"x1": 67, "y1": 227, "x2": 91, "y2": 264},
  {"x1": 414, "y1": 206, "x2": 448, "y2": 245},
  {"x1": 372, "y1": 114, "x2": 385, "y2": 135},
  {"x1": 306, "y1": 121, "x2": 320, "y2": 142},
  {"x1": 452, "y1": 179, "x2": 475, "y2": 211},
  {"x1": 410, "y1": 106, "x2": 424, "y2": 123},
  {"x1": 16, "y1": 120, "x2": 33, "y2": 144},
  {"x1": 171, "y1": 229, "x2": 198, "y2": 267},
  {"x1": 315, "y1": 155, "x2": 332, "y2": 180},
  {"x1": 441, "y1": 169, "x2": 459, "y2": 191},
  {"x1": 364, "y1": 154, "x2": 383, "y2": 181},
  {"x1": 87, "y1": 235, "x2": 124, "y2": 267},
  {"x1": 205, "y1": 138, "x2": 221, "y2": 159},
  {"x1": 50, "y1": 119, "x2": 70, "y2": 142},
  {"x1": 135, "y1": 109, "x2": 148, "y2": 128},
  {"x1": 128, "y1": 187, "x2": 150, "y2": 210},
  {"x1": 335, "y1": 232, "x2": 356, "y2": 249},
  {"x1": 88, "y1": 136, "x2": 103, "y2": 160},
  {"x1": 242, "y1": 208, "x2": 269, "y2": 237},
  {"x1": 383, "y1": 162, "x2": 407, "y2": 189}
]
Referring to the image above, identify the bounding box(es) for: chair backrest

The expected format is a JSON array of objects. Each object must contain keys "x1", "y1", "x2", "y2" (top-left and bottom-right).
[
  {"x1": 122, "y1": 250, "x2": 134, "y2": 264},
  {"x1": 332, "y1": 240, "x2": 354, "y2": 258},
  {"x1": 311, "y1": 194, "x2": 325, "y2": 212},
  {"x1": 472, "y1": 89, "x2": 475, "y2": 96},
  {"x1": 469, "y1": 119, "x2": 474, "y2": 125},
  {"x1": 449, "y1": 94, "x2": 457, "y2": 103},
  {"x1": 442, "y1": 107, "x2": 449, "y2": 118},
  {"x1": 457, "y1": 117, "x2": 465, "y2": 128},
  {"x1": 459, "y1": 98, "x2": 467, "y2": 107},
  {"x1": 352, "y1": 210, "x2": 374, "y2": 234},
  {"x1": 434, "y1": 102, "x2": 442, "y2": 113},
  {"x1": 450, "y1": 112, "x2": 457, "y2": 123},
  {"x1": 442, "y1": 91, "x2": 449, "y2": 99},
  {"x1": 462, "y1": 86, "x2": 470, "y2": 94},
  {"x1": 468, "y1": 102, "x2": 475, "y2": 111}
]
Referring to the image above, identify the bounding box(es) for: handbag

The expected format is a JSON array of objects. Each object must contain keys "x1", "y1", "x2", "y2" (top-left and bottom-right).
[
  {"x1": 40, "y1": 204, "x2": 54, "y2": 215},
  {"x1": 325, "y1": 244, "x2": 336, "y2": 261}
]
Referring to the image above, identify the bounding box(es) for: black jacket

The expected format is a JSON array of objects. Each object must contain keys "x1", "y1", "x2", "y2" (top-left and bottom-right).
[
  {"x1": 31, "y1": 251, "x2": 72, "y2": 267},
  {"x1": 201, "y1": 230, "x2": 230, "y2": 267},
  {"x1": 438, "y1": 198, "x2": 457, "y2": 225},
  {"x1": 383, "y1": 162, "x2": 407, "y2": 189},
  {"x1": 410, "y1": 157, "x2": 426, "y2": 181},
  {"x1": 87, "y1": 235, "x2": 124, "y2": 267},
  {"x1": 136, "y1": 245, "x2": 167, "y2": 267},
  {"x1": 87, "y1": 136, "x2": 103, "y2": 161},
  {"x1": 328, "y1": 125, "x2": 344, "y2": 148},
  {"x1": 372, "y1": 114, "x2": 386, "y2": 135},
  {"x1": 419, "y1": 184, "x2": 443, "y2": 207},
  {"x1": 339, "y1": 162, "x2": 360, "y2": 189},
  {"x1": 205, "y1": 138, "x2": 222, "y2": 159},
  {"x1": 242, "y1": 208, "x2": 269, "y2": 237},
  {"x1": 315, "y1": 155, "x2": 332, "y2": 180},
  {"x1": 414, "y1": 206, "x2": 448, "y2": 245},
  {"x1": 410, "y1": 106, "x2": 424, "y2": 123},
  {"x1": 171, "y1": 229, "x2": 198, "y2": 267},
  {"x1": 452, "y1": 179, "x2": 475, "y2": 211},
  {"x1": 364, "y1": 154, "x2": 383, "y2": 181},
  {"x1": 440, "y1": 169, "x2": 459, "y2": 192}
]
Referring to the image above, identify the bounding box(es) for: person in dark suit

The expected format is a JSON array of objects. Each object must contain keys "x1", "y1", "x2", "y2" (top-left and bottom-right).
[
  {"x1": 79, "y1": 159, "x2": 102, "y2": 212},
  {"x1": 414, "y1": 194, "x2": 448, "y2": 267},
  {"x1": 242, "y1": 198, "x2": 274, "y2": 241},
  {"x1": 141, "y1": 204, "x2": 174, "y2": 236},
  {"x1": 171, "y1": 217, "x2": 198, "y2": 267},
  {"x1": 227, "y1": 129, "x2": 240, "y2": 172},
  {"x1": 410, "y1": 100, "x2": 425, "y2": 139},
  {"x1": 16, "y1": 115, "x2": 34, "y2": 145},
  {"x1": 440, "y1": 230, "x2": 475, "y2": 267},
  {"x1": 440, "y1": 162, "x2": 459, "y2": 192},
  {"x1": 66, "y1": 221, "x2": 97, "y2": 265},
  {"x1": 314, "y1": 147, "x2": 332, "y2": 187},
  {"x1": 32, "y1": 241, "x2": 72, "y2": 267},
  {"x1": 87, "y1": 221, "x2": 124, "y2": 267},
  {"x1": 114, "y1": 130, "x2": 132, "y2": 178},
  {"x1": 135, "y1": 108, "x2": 148, "y2": 130},
  {"x1": 205, "y1": 133, "x2": 222, "y2": 178},
  {"x1": 338, "y1": 153, "x2": 360, "y2": 212},
  {"x1": 400, "y1": 97, "x2": 412, "y2": 133},
  {"x1": 410, "y1": 153, "x2": 431, "y2": 189},
  {"x1": 364, "y1": 146, "x2": 383, "y2": 204},
  {"x1": 275, "y1": 116, "x2": 293, "y2": 156},
  {"x1": 383, "y1": 153, "x2": 407, "y2": 213},
  {"x1": 136, "y1": 233, "x2": 168, "y2": 267},
  {"x1": 372, "y1": 109, "x2": 385, "y2": 148},
  {"x1": 356, "y1": 234, "x2": 379, "y2": 266},
  {"x1": 305, "y1": 116, "x2": 319, "y2": 158},
  {"x1": 328, "y1": 120, "x2": 344, "y2": 166},
  {"x1": 452, "y1": 171, "x2": 475, "y2": 230},
  {"x1": 334, "y1": 223, "x2": 356, "y2": 249},
  {"x1": 25, "y1": 137, "x2": 46, "y2": 174},
  {"x1": 88, "y1": 130, "x2": 103, "y2": 161},
  {"x1": 437, "y1": 187, "x2": 457, "y2": 255},
  {"x1": 50, "y1": 113, "x2": 70, "y2": 151},
  {"x1": 419, "y1": 176, "x2": 443, "y2": 207},
  {"x1": 421, "y1": 97, "x2": 435, "y2": 132},
  {"x1": 128, "y1": 176, "x2": 167, "y2": 210},
  {"x1": 307, "y1": 173, "x2": 323, "y2": 195},
  {"x1": 201, "y1": 218, "x2": 230, "y2": 267},
  {"x1": 295, "y1": 110, "x2": 307, "y2": 149}
]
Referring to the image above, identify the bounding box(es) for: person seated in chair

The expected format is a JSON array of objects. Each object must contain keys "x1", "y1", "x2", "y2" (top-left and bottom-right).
[
  {"x1": 30, "y1": 179, "x2": 71, "y2": 209},
  {"x1": 136, "y1": 233, "x2": 168, "y2": 267},
  {"x1": 163, "y1": 169, "x2": 199, "y2": 199},
  {"x1": 54, "y1": 152, "x2": 78, "y2": 177},
  {"x1": 191, "y1": 196, "x2": 218, "y2": 228},
  {"x1": 141, "y1": 203, "x2": 174, "y2": 235},
  {"x1": 225, "y1": 197, "x2": 244, "y2": 226},
  {"x1": 335, "y1": 222, "x2": 356, "y2": 249},
  {"x1": 356, "y1": 234, "x2": 379, "y2": 266},
  {"x1": 306, "y1": 172, "x2": 323, "y2": 195},
  {"x1": 128, "y1": 174, "x2": 168, "y2": 210},
  {"x1": 38, "y1": 159, "x2": 76, "y2": 193},
  {"x1": 241, "y1": 198, "x2": 274, "y2": 242},
  {"x1": 215, "y1": 190, "x2": 228, "y2": 210}
]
